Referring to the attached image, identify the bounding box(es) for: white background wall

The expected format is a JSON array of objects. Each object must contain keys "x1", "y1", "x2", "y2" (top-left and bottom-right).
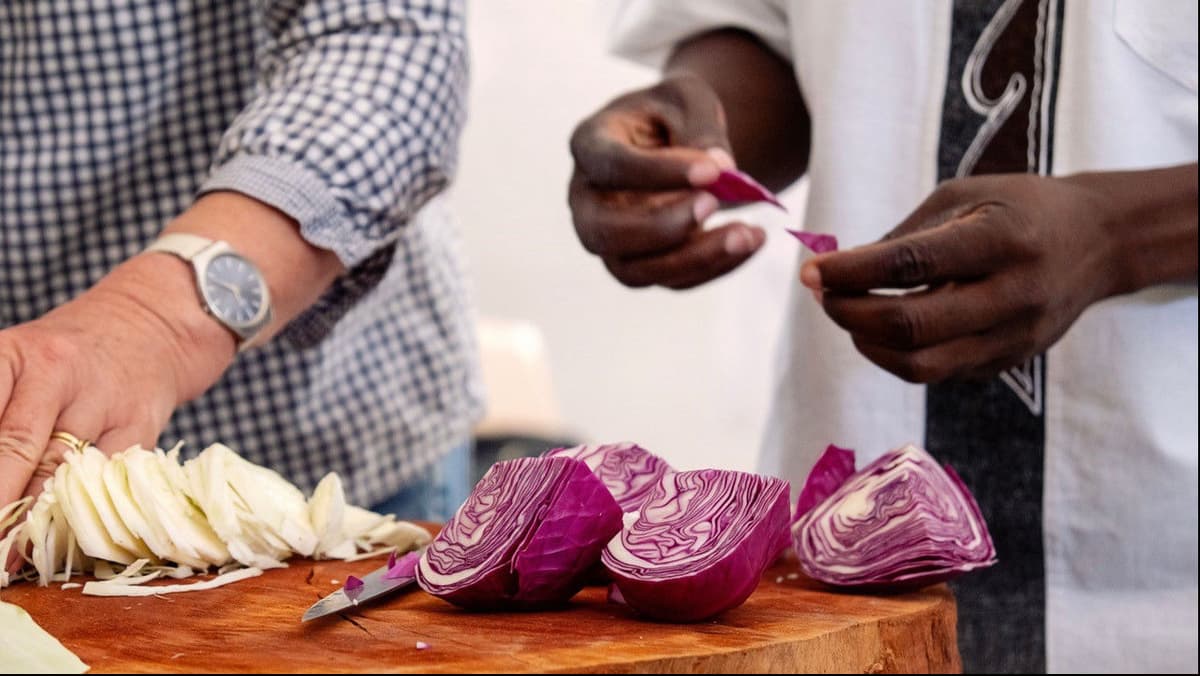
[{"x1": 450, "y1": 1, "x2": 807, "y2": 472}]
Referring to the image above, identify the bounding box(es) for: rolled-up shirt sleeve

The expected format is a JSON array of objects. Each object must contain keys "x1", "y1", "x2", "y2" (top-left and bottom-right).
[
  {"x1": 606, "y1": 0, "x2": 792, "y2": 67},
  {"x1": 200, "y1": 0, "x2": 467, "y2": 270}
]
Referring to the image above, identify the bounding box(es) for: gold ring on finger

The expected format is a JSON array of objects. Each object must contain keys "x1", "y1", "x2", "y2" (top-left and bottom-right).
[{"x1": 49, "y1": 430, "x2": 91, "y2": 454}]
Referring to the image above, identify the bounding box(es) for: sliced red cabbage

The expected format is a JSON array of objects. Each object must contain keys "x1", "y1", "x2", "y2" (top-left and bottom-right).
[
  {"x1": 415, "y1": 456, "x2": 622, "y2": 609},
  {"x1": 792, "y1": 444, "x2": 856, "y2": 521},
  {"x1": 543, "y1": 443, "x2": 674, "y2": 513},
  {"x1": 705, "y1": 169, "x2": 785, "y2": 209},
  {"x1": 602, "y1": 469, "x2": 790, "y2": 622},
  {"x1": 606, "y1": 583, "x2": 627, "y2": 606},
  {"x1": 787, "y1": 230, "x2": 839, "y2": 253},
  {"x1": 791, "y1": 443, "x2": 996, "y2": 588},
  {"x1": 384, "y1": 549, "x2": 420, "y2": 580},
  {"x1": 343, "y1": 575, "x2": 364, "y2": 600}
]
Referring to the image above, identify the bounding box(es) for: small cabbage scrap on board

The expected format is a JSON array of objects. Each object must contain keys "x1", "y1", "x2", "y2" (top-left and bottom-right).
[
  {"x1": 0, "y1": 443, "x2": 429, "y2": 596},
  {"x1": 0, "y1": 599, "x2": 89, "y2": 673}
]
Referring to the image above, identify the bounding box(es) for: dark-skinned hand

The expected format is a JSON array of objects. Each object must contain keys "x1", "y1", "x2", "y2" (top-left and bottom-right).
[
  {"x1": 568, "y1": 74, "x2": 766, "y2": 290},
  {"x1": 801, "y1": 173, "x2": 1122, "y2": 383}
]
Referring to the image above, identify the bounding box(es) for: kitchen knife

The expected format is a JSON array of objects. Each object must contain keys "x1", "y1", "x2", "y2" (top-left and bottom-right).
[{"x1": 301, "y1": 550, "x2": 422, "y2": 622}]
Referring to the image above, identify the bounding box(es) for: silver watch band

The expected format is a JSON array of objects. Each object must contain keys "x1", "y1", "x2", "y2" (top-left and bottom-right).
[{"x1": 145, "y1": 232, "x2": 218, "y2": 260}]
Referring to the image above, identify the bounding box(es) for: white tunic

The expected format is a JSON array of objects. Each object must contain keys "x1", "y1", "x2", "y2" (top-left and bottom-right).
[{"x1": 608, "y1": 0, "x2": 1197, "y2": 672}]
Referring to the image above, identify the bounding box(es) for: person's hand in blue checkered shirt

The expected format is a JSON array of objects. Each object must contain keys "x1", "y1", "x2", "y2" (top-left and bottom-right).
[
  {"x1": 1, "y1": 0, "x2": 482, "y2": 554},
  {"x1": 0, "y1": 192, "x2": 346, "y2": 523}
]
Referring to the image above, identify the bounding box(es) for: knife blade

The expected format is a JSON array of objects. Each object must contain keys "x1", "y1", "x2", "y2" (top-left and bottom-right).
[{"x1": 301, "y1": 550, "x2": 422, "y2": 622}]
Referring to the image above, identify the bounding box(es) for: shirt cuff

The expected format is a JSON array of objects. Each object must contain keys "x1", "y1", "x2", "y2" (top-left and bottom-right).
[
  {"x1": 607, "y1": 0, "x2": 793, "y2": 69},
  {"x1": 198, "y1": 154, "x2": 372, "y2": 268}
]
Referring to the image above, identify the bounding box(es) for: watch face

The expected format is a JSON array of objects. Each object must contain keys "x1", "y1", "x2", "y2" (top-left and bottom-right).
[{"x1": 202, "y1": 253, "x2": 267, "y2": 328}]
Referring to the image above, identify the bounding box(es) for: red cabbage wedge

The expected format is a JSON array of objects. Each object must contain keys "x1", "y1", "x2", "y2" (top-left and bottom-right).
[
  {"x1": 792, "y1": 444, "x2": 856, "y2": 522},
  {"x1": 415, "y1": 456, "x2": 622, "y2": 609},
  {"x1": 602, "y1": 469, "x2": 790, "y2": 622},
  {"x1": 543, "y1": 443, "x2": 674, "y2": 513},
  {"x1": 791, "y1": 443, "x2": 996, "y2": 588}
]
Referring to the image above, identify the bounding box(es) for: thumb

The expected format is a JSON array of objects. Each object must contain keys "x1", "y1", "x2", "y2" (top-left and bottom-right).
[
  {"x1": 650, "y1": 75, "x2": 736, "y2": 179},
  {"x1": 570, "y1": 77, "x2": 735, "y2": 191}
]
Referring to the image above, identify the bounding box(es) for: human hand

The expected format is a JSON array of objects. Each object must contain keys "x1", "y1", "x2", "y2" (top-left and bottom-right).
[
  {"x1": 0, "y1": 256, "x2": 235, "y2": 515},
  {"x1": 801, "y1": 173, "x2": 1121, "y2": 383},
  {"x1": 568, "y1": 74, "x2": 766, "y2": 290}
]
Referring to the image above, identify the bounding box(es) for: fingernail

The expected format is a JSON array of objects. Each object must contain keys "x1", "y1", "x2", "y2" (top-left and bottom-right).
[
  {"x1": 687, "y1": 160, "x2": 720, "y2": 186},
  {"x1": 751, "y1": 227, "x2": 767, "y2": 247},
  {"x1": 800, "y1": 261, "x2": 822, "y2": 289},
  {"x1": 693, "y1": 193, "x2": 719, "y2": 222},
  {"x1": 706, "y1": 147, "x2": 736, "y2": 170},
  {"x1": 724, "y1": 228, "x2": 755, "y2": 256},
  {"x1": 811, "y1": 288, "x2": 824, "y2": 304}
]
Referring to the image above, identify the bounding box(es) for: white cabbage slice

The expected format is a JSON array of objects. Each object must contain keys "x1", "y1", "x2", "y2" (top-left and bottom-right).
[
  {"x1": 0, "y1": 600, "x2": 88, "y2": 673},
  {"x1": 0, "y1": 442, "x2": 432, "y2": 596},
  {"x1": 121, "y1": 447, "x2": 229, "y2": 568},
  {"x1": 81, "y1": 566, "x2": 263, "y2": 597},
  {"x1": 76, "y1": 447, "x2": 152, "y2": 559},
  {"x1": 183, "y1": 445, "x2": 292, "y2": 569},
  {"x1": 53, "y1": 456, "x2": 136, "y2": 565},
  {"x1": 0, "y1": 496, "x2": 33, "y2": 587},
  {"x1": 184, "y1": 445, "x2": 259, "y2": 566},
  {"x1": 224, "y1": 452, "x2": 320, "y2": 557},
  {"x1": 102, "y1": 456, "x2": 169, "y2": 566},
  {"x1": 309, "y1": 472, "x2": 347, "y2": 556}
]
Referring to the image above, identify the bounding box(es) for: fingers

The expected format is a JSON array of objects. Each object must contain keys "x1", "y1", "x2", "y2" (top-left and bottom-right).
[
  {"x1": 821, "y1": 270, "x2": 1046, "y2": 381},
  {"x1": 811, "y1": 207, "x2": 1013, "y2": 292},
  {"x1": 571, "y1": 129, "x2": 725, "y2": 191},
  {"x1": 569, "y1": 171, "x2": 719, "y2": 258},
  {"x1": 18, "y1": 405, "x2": 106, "y2": 504},
  {"x1": 0, "y1": 378, "x2": 64, "y2": 511},
  {"x1": 643, "y1": 75, "x2": 730, "y2": 149},
  {"x1": 0, "y1": 366, "x2": 25, "y2": 575},
  {"x1": 820, "y1": 278, "x2": 1038, "y2": 351},
  {"x1": 570, "y1": 77, "x2": 732, "y2": 191},
  {"x1": 798, "y1": 185, "x2": 976, "y2": 291},
  {"x1": 604, "y1": 222, "x2": 765, "y2": 290},
  {"x1": 0, "y1": 363, "x2": 11, "y2": 407},
  {"x1": 801, "y1": 176, "x2": 1022, "y2": 293},
  {"x1": 6, "y1": 395, "x2": 165, "y2": 509},
  {"x1": 95, "y1": 423, "x2": 160, "y2": 457},
  {"x1": 850, "y1": 320, "x2": 1038, "y2": 384},
  {"x1": 570, "y1": 165, "x2": 764, "y2": 287},
  {"x1": 569, "y1": 77, "x2": 745, "y2": 289}
]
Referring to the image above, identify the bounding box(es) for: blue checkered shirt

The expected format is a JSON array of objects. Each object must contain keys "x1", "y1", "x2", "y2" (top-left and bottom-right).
[{"x1": 0, "y1": 0, "x2": 484, "y2": 506}]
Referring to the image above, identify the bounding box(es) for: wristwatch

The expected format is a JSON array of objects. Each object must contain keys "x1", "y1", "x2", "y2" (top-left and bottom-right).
[{"x1": 145, "y1": 233, "x2": 274, "y2": 351}]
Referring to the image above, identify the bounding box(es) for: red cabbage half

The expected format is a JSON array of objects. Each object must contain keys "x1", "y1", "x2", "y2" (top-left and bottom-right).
[
  {"x1": 791, "y1": 444, "x2": 996, "y2": 588},
  {"x1": 601, "y1": 469, "x2": 790, "y2": 622},
  {"x1": 415, "y1": 456, "x2": 622, "y2": 609},
  {"x1": 543, "y1": 443, "x2": 675, "y2": 513}
]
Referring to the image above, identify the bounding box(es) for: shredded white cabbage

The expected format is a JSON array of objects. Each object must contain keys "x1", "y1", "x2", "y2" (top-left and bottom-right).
[
  {"x1": 81, "y1": 566, "x2": 263, "y2": 597},
  {"x1": 0, "y1": 443, "x2": 430, "y2": 594}
]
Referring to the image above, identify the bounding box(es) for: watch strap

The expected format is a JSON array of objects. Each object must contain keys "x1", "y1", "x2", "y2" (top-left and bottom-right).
[{"x1": 145, "y1": 233, "x2": 217, "y2": 260}]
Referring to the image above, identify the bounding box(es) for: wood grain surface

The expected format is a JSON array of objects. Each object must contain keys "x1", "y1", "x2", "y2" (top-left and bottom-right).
[{"x1": 1, "y1": 550, "x2": 960, "y2": 674}]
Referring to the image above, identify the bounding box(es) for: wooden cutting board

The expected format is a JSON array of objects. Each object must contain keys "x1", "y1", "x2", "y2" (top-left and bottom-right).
[{"x1": 2, "y1": 550, "x2": 960, "y2": 674}]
